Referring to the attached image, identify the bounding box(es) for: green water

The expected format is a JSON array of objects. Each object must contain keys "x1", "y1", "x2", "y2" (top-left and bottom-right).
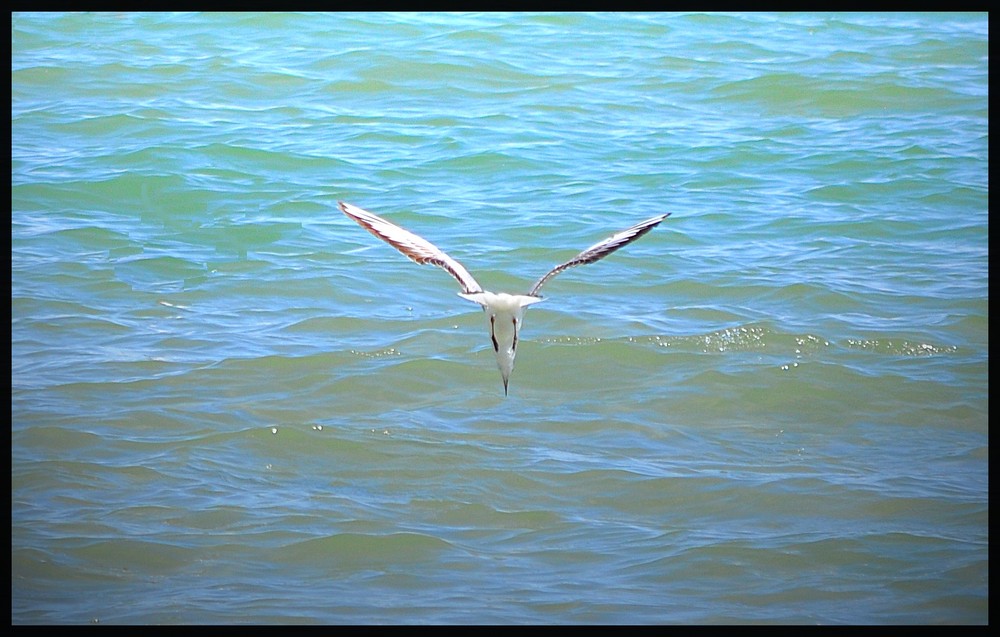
[{"x1": 12, "y1": 12, "x2": 988, "y2": 624}]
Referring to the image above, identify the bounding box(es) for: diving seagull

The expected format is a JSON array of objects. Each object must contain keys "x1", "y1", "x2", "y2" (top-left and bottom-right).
[{"x1": 340, "y1": 201, "x2": 670, "y2": 395}]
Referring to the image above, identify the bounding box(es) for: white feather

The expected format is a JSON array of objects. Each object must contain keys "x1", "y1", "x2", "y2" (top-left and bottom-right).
[{"x1": 340, "y1": 201, "x2": 670, "y2": 394}]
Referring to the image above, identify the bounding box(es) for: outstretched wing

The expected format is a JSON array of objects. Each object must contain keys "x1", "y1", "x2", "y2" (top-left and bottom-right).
[
  {"x1": 528, "y1": 213, "x2": 670, "y2": 297},
  {"x1": 340, "y1": 201, "x2": 484, "y2": 295}
]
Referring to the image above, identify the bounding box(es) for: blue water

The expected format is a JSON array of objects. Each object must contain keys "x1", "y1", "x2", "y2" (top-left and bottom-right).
[{"x1": 11, "y1": 12, "x2": 988, "y2": 624}]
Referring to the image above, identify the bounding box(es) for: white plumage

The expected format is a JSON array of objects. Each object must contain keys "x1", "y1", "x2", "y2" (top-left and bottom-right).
[{"x1": 340, "y1": 201, "x2": 669, "y2": 395}]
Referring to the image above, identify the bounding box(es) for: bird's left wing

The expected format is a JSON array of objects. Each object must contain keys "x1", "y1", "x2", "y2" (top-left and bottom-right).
[{"x1": 528, "y1": 213, "x2": 670, "y2": 297}]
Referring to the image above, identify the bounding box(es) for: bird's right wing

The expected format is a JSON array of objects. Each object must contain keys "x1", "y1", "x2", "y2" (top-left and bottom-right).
[{"x1": 340, "y1": 201, "x2": 484, "y2": 295}]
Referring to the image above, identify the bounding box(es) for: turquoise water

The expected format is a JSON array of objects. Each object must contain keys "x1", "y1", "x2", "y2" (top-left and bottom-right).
[{"x1": 11, "y1": 12, "x2": 988, "y2": 624}]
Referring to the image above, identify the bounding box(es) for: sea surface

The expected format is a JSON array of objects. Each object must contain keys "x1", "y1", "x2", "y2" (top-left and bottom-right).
[{"x1": 11, "y1": 12, "x2": 988, "y2": 624}]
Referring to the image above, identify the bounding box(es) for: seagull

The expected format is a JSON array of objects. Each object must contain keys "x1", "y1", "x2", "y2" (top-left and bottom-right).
[{"x1": 340, "y1": 201, "x2": 670, "y2": 395}]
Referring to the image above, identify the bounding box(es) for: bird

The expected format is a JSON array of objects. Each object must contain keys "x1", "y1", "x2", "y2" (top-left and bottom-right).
[{"x1": 340, "y1": 201, "x2": 670, "y2": 395}]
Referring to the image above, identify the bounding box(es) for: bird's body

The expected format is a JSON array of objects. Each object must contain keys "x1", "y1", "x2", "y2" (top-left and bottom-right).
[{"x1": 339, "y1": 201, "x2": 669, "y2": 395}]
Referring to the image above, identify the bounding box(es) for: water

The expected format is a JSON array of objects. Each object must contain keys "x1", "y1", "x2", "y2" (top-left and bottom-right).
[{"x1": 11, "y1": 12, "x2": 988, "y2": 624}]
